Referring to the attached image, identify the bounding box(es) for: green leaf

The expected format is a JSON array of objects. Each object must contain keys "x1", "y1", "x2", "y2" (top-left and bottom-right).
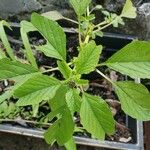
[
  {"x1": 66, "y1": 89, "x2": 81, "y2": 114},
  {"x1": 42, "y1": 11, "x2": 64, "y2": 21},
  {"x1": 0, "y1": 91, "x2": 12, "y2": 104},
  {"x1": 20, "y1": 21, "x2": 38, "y2": 69},
  {"x1": 75, "y1": 41, "x2": 102, "y2": 74},
  {"x1": 0, "y1": 58, "x2": 39, "y2": 81},
  {"x1": 14, "y1": 75, "x2": 61, "y2": 106},
  {"x1": 44, "y1": 120, "x2": 58, "y2": 145},
  {"x1": 70, "y1": 0, "x2": 91, "y2": 16},
  {"x1": 115, "y1": 81, "x2": 150, "y2": 121},
  {"x1": 0, "y1": 48, "x2": 6, "y2": 59},
  {"x1": 80, "y1": 93, "x2": 115, "y2": 139},
  {"x1": 121, "y1": 0, "x2": 136, "y2": 18},
  {"x1": 44, "y1": 106, "x2": 74, "y2": 146},
  {"x1": 0, "y1": 21, "x2": 15, "y2": 60},
  {"x1": 57, "y1": 61, "x2": 72, "y2": 79},
  {"x1": 64, "y1": 137, "x2": 76, "y2": 150},
  {"x1": 49, "y1": 85, "x2": 69, "y2": 111},
  {"x1": 105, "y1": 41, "x2": 150, "y2": 79},
  {"x1": 31, "y1": 13, "x2": 66, "y2": 61}
]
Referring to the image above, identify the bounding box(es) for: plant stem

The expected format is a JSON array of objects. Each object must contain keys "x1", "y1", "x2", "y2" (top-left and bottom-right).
[
  {"x1": 96, "y1": 63, "x2": 105, "y2": 67},
  {"x1": 94, "y1": 18, "x2": 117, "y2": 32},
  {"x1": 42, "y1": 62, "x2": 73, "y2": 73},
  {"x1": 63, "y1": 17, "x2": 79, "y2": 25},
  {"x1": 78, "y1": 17, "x2": 82, "y2": 48},
  {"x1": 42, "y1": 67, "x2": 59, "y2": 73},
  {"x1": 94, "y1": 21, "x2": 108, "y2": 29},
  {"x1": 96, "y1": 69, "x2": 114, "y2": 85}
]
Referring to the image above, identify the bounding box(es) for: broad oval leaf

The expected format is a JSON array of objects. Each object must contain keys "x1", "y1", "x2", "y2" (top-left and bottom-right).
[
  {"x1": 64, "y1": 137, "x2": 76, "y2": 150},
  {"x1": 66, "y1": 89, "x2": 81, "y2": 114},
  {"x1": 14, "y1": 75, "x2": 61, "y2": 106},
  {"x1": 80, "y1": 93, "x2": 115, "y2": 139},
  {"x1": 31, "y1": 13, "x2": 66, "y2": 61},
  {"x1": 70, "y1": 0, "x2": 91, "y2": 16},
  {"x1": 0, "y1": 58, "x2": 39, "y2": 81},
  {"x1": 75, "y1": 41, "x2": 102, "y2": 74},
  {"x1": 57, "y1": 60, "x2": 72, "y2": 79},
  {"x1": 121, "y1": 0, "x2": 137, "y2": 18},
  {"x1": 44, "y1": 106, "x2": 74, "y2": 146},
  {"x1": 105, "y1": 41, "x2": 150, "y2": 79},
  {"x1": 115, "y1": 81, "x2": 150, "y2": 121},
  {"x1": 49, "y1": 85, "x2": 69, "y2": 111}
]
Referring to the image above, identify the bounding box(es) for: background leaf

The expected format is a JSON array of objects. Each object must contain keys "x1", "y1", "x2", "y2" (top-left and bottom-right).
[
  {"x1": 105, "y1": 41, "x2": 150, "y2": 79},
  {"x1": 0, "y1": 21, "x2": 15, "y2": 60},
  {"x1": 121, "y1": 0, "x2": 137, "y2": 18},
  {"x1": 115, "y1": 81, "x2": 150, "y2": 121},
  {"x1": 75, "y1": 41, "x2": 102, "y2": 74},
  {"x1": 80, "y1": 93, "x2": 115, "y2": 139},
  {"x1": 42, "y1": 11, "x2": 64, "y2": 21},
  {"x1": 31, "y1": 13, "x2": 66, "y2": 60}
]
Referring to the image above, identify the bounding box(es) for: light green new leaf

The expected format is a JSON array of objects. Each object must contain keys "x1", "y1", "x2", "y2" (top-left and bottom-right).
[
  {"x1": 20, "y1": 21, "x2": 38, "y2": 69},
  {"x1": 42, "y1": 11, "x2": 64, "y2": 21},
  {"x1": 31, "y1": 13, "x2": 66, "y2": 60},
  {"x1": 70, "y1": 0, "x2": 91, "y2": 16},
  {"x1": 115, "y1": 81, "x2": 150, "y2": 121},
  {"x1": 105, "y1": 41, "x2": 150, "y2": 79},
  {"x1": 64, "y1": 137, "x2": 76, "y2": 150},
  {"x1": 14, "y1": 75, "x2": 61, "y2": 106},
  {"x1": 121, "y1": 0, "x2": 137, "y2": 18},
  {"x1": 57, "y1": 61, "x2": 72, "y2": 79},
  {"x1": 44, "y1": 106, "x2": 74, "y2": 146},
  {"x1": 0, "y1": 21, "x2": 15, "y2": 60},
  {"x1": 66, "y1": 89, "x2": 81, "y2": 114},
  {"x1": 75, "y1": 41, "x2": 102, "y2": 74},
  {"x1": 0, "y1": 58, "x2": 39, "y2": 81},
  {"x1": 80, "y1": 93, "x2": 115, "y2": 139}
]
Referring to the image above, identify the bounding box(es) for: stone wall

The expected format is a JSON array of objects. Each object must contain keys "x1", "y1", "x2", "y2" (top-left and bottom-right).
[{"x1": 0, "y1": 0, "x2": 150, "y2": 40}]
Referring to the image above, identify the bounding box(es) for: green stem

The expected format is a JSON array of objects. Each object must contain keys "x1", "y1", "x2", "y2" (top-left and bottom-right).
[
  {"x1": 42, "y1": 67, "x2": 59, "y2": 73},
  {"x1": 96, "y1": 63, "x2": 105, "y2": 67},
  {"x1": 94, "y1": 21, "x2": 108, "y2": 29},
  {"x1": 78, "y1": 17, "x2": 82, "y2": 48},
  {"x1": 94, "y1": 18, "x2": 117, "y2": 32},
  {"x1": 96, "y1": 69, "x2": 114, "y2": 85},
  {"x1": 63, "y1": 17, "x2": 79, "y2": 25}
]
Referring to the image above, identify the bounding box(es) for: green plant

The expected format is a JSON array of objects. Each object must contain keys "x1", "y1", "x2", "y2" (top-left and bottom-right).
[{"x1": 0, "y1": 0, "x2": 150, "y2": 149}]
